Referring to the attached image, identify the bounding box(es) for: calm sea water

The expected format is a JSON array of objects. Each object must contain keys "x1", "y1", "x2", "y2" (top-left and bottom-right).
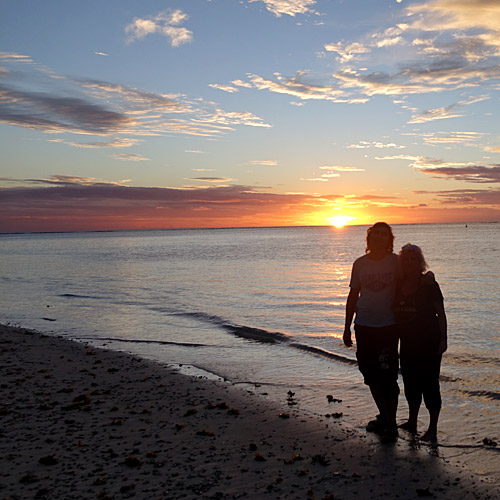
[{"x1": 1, "y1": 224, "x2": 499, "y2": 483}]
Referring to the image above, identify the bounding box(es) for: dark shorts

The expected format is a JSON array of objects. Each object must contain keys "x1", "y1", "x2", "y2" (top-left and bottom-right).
[{"x1": 354, "y1": 324, "x2": 399, "y2": 398}]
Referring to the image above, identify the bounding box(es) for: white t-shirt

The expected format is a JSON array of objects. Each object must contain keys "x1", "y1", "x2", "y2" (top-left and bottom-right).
[{"x1": 349, "y1": 253, "x2": 398, "y2": 327}]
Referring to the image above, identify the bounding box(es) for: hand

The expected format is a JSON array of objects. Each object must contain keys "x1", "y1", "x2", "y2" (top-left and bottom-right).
[
  {"x1": 438, "y1": 338, "x2": 448, "y2": 354},
  {"x1": 343, "y1": 328, "x2": 353, "y2": 347}
]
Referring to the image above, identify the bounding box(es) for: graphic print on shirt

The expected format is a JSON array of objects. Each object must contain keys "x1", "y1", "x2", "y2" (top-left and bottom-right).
[{"x1": 360, "y1": 271, "x2": 394, "y2": 293}]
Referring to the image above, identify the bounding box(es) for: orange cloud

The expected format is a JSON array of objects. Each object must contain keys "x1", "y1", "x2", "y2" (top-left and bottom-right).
[{"x1": 1, "y1": 178, "x2": 498, "y2": 233}]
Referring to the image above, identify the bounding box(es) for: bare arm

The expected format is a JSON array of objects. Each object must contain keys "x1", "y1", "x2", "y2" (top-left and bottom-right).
[
  {"x1": 343, "y1": 287, "x2": 360, "y2": 347},
  {"x1": 434, "y1": 299, "x2": 448, "y2": 354}
]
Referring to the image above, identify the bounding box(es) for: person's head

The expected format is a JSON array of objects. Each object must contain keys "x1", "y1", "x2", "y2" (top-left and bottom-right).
[
  {"x1": 399, "y1": 243, "x2": 427, "y2": 275},
  {"x1": 365, "y1": 222, "x2": 394, "y2": 254}
]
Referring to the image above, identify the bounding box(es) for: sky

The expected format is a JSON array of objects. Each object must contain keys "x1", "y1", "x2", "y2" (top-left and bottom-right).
[{"x1": 1, "y1": 0, "x2": 500, "y2": 232}]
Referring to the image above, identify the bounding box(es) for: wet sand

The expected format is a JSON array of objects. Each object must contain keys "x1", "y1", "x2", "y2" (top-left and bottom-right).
[{"x1": 0, "y1": 324, "x2": 496, "y2": 499}]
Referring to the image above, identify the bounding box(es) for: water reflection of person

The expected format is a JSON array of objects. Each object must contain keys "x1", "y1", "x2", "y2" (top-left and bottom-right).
[
  {"x1": 343, "y1": 222, "x2": 400, "y2": 443},
  {"x1": 394, "y1": 244, "x2": 447, "y2": 443}
]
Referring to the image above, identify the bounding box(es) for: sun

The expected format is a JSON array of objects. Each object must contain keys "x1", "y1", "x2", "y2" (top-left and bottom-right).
[{"x1": 328, "y1": 216, "x2": 354, "y2": 228}]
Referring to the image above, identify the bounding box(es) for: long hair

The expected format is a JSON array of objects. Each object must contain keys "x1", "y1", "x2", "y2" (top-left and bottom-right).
[{"x1": 365, "y1": 222, "x2": 394, "y2": 254}]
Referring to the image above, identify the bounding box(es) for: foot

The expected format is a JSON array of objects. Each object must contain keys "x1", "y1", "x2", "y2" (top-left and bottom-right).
[
  {"x1": 420, "y1": 429, "x2": 437, "y2": 443},
  {"x1": 398, "y1": 421, "x2": 417, "y2": 434},
  {"x1": 366, "y1": 414, "x2": 386, "y2": 434},
  {"x1": 380, "y1": 424, "x2": 398, "y2": 444}
]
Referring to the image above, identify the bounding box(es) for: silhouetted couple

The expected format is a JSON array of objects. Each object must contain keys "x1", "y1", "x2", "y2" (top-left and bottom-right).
[{"x1": 343, "y1": 222, "x2": 447, "y2": 443}]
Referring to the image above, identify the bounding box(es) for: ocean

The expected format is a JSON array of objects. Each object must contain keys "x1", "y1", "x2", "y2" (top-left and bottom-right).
[{"x1": 1, "y1": 223, "x2": 499, "y2": 484}]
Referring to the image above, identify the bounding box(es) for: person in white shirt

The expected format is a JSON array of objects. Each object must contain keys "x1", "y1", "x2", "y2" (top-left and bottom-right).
[{"x1": 343, "y1": 222, "x2": 400, "y2": 443}]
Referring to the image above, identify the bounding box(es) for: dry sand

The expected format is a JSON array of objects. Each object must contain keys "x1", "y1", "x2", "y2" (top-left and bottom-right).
[{"x1": 0, "y1": 324, "x2": 496, "y2": 500}]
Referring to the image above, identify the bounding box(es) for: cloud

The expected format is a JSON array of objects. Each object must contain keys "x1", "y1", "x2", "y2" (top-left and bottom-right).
[
  {"x1": 248, "y1": 0, "x2": 319, "y2": 17},
  {"x1": 0, "y1": 51, "x2": 34, "y2": 64},
  {"x1": 0, "y1": 181, "x2": 336, "y2": 231},
  {"x1": 379, "y1": 154, "x2": 500, "y2": 183},
  {"x1": 405, "y1": 131, "x2": 487, "y2": 146},
  {"x1": 109, "y1": 153, "x2": 150, "y2": 161},
  {"x1": 416, "y1": 165, "x2": 500, "y2": 183},
  {"x1": 407, "y1": 0, "x2": 500, "y2": 34},
  {"x1": 0, "y1": 175, "x2": 128, "y2": 187},
  {"x1": 319, "y1": 166, "x2": 366, "y2": 172},
  {"x1": 0, "y1": 84, "x2": 134, "y2": 135},
  {"x1": 48, "y1": 137, "x2": 142, "y2": 149},
  {"x1": 347, "y1": 141, "x2": 405, "y2": 149},
  {"x1": 324, "y1": 42, "x2": 371, "y2": 63},
  {"x1": 239, "y1": 72, "x2": 367, "y2": 103},
  {"x1": 415, "y1": 188, "x2": 500, "y2": 205},
  {"x1": 409, "y1": 95, "x2": 489, "y2": 123},
  {"x1": 95, "y1": 52, "x2": 108, "y2": 57},
  {"x1": 324, "y1": 1, "x2": 500, "y2": 99},
  {"x1": 0, "y1": 54, "x2": 270, "y2": 141},
  {"x1": 209, "y1": 84, "x2": 239, "y2": 93},
  {"x1": 125, "y1": 9, "x2": 193, "y2": 47},
  {"x1": 248, "y1": 160, "x2": 278, "y2": 166},
  {"x1": 333, "y1": 60, "x2": 500, "y2": 96},
  {"x1": 409, "y1": 103, "x2": 464, "y2": 123},
  {"x1": 188, "y1": 177, "x2": 236, "y2": 183}
]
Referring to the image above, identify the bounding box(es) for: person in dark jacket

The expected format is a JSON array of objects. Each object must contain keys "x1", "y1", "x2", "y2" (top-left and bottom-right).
[{"x1": 394, "y1": 243, "x2": 448, "y2": 443}]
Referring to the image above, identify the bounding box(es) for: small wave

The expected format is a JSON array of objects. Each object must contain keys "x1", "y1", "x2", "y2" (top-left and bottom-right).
[
  {"x1": 80, "y1": 336, "x2": 209, "y2": 348},
  {"x1": 59, "y1": 293, "x2": 103, "y2": 300},
  {"x1": 289, "y1": 343, "x2": 358, "y2": 365},
  {"x1": 221, "y1": 324, "x2": 288, "y2": 344},
  {"x1": 177, "y1": 311, "x2": 289, "y2": 344}
]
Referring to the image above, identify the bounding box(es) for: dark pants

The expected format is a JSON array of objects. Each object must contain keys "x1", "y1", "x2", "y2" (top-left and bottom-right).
[
  {"x1": 400, "y1": 346, "x2": 442, "y2": 411},
  {"x1": 354, "y1": 324, "x2": 400, "y2": 399}
]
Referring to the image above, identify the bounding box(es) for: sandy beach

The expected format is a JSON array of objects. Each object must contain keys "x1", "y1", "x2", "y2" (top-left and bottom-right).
[{"x1": 0, "y1": 324, "x2": 496, "y2": 500}]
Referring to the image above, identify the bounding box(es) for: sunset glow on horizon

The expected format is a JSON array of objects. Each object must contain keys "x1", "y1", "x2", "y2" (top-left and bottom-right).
[{"x1": 1, "y1": 1, "x2": 499, "y2": 233}]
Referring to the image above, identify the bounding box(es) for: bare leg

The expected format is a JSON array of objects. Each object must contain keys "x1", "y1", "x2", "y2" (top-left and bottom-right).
[
  {"x1": 421, "y1": 409, "x2": 440, "y2": 442},
  {"x1": 399, "y1": 403, "x2": 419, "y2": 434},
  {"x1": 369, "y1": 384, "x2": 397, "y2": 426}
]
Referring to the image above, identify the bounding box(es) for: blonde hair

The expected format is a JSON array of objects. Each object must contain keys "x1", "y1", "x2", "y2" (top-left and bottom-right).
[{"x1": 399, "y1": 243, "x2": 427, "y2": 273}]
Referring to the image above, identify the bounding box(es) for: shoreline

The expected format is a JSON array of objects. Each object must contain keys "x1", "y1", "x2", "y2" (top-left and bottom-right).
[{"x1": 0, "y1": 324, "x2": 497, "y2": 499}]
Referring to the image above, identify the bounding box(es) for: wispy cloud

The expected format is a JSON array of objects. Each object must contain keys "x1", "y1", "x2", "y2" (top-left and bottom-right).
[
  {"x1": 95, "y1": 52, "x2": 108, "y2": 57},
  {"x1": 407, "y1": 0, "x2": 500, "y2": 36},
  {"x1": 378, "y1": 154, "x2": 500, "y2": 183},
  {"x1": 323, "y1": 1, "x2": 500, "y2": 99},
  {"x1": 324, "y1": 42, "x2": 371, "y2": 63},
  {"x1": 248, "y1": 0, "x2": 319, "y2": 18},
  {"x1": 347, "y1": 141, "x2": 405, "y2": 149},
  {"x1": 0, "y1": 175, "x2": 128, "y2": 187},
  {"x1": 235, "y1": 72, "x2": 367, "y2": 103},
  {"x1": 0, "y1": 54, "x2": 270, "y2": 142},
  {"x1": 48, "y1": 138, "x2": 141, "y2": 149},
  {"x1": 209, "y1": 83, "x2": 239, "y2": 93},
  {"x1": 109, "y1": 153, "x2": 150, "y2": 161},
  {"x1": 416, "y1": 165, "x2": 500, "y2": 183},
  {"x1": 188, "y1": 177, "x2": 235, "y2": 183},
  {"x1": 319, "y1": 166, "x2": 365, "y2": 172},
  {"x1": 125, "y1": 9, "x2": 193, "y2": 47},
  {"x1": 405, "y1": 131, "x2": 487, "y2": 146},
  {"x1": 248, "y1": 160, "x2": 278, "y2": 166},
  {"x1": 409, "y1": 96, "x2": 489, "y2": 124},
  {"x1": 415, "y1": 188, "x2": 500, "y2": 206}
]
